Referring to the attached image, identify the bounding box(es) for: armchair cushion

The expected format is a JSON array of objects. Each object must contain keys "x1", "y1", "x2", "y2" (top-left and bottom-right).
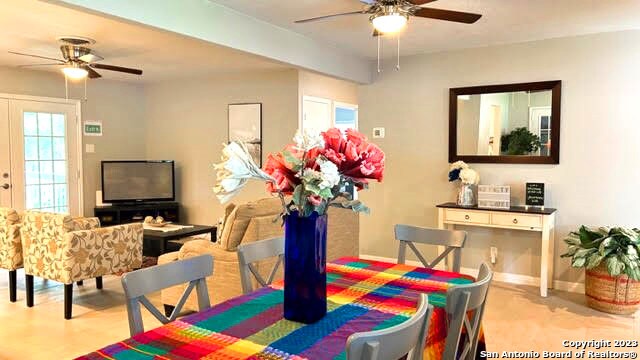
[
  {"x1": 0, "y1": 208, "x2": 22, "y2": 270},
  {"x1": 221, "y1": 198, "x2": 282, "y2": 251}
]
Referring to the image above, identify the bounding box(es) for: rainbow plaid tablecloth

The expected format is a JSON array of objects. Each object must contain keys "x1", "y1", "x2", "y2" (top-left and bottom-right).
[{"x1": 77, "y1": 257, "x2": 481, "y2": 360}]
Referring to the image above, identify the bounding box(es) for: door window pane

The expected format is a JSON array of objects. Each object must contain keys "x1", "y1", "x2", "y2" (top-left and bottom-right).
[
  {"x1": 52, "y1": 114, "x2": 65, "y2": 136},
  {"x1": 37, "y1": 113, "x2": 51, "y2": 136},
  {"x1": 24, "y1": 112, "x2": 38, "y2": 136},
  {"x1": 23, "y1": 111, "x2": 69, "y2": 213}
]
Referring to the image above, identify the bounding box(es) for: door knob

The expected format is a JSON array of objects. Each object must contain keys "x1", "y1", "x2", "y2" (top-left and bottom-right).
[{"x1": 1, "y1": 183, "x2": 10, "y2": 190}]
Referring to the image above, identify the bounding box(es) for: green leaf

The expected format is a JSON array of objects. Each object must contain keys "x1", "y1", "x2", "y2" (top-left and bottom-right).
[
  {"x1": 330, "y1": 200, "x2": 370, "y2": 214},
  {"x1": 572, "y1": 257, "x2": 586, "y2": 268},
  {"x1": 578, "y1": 226, "x2": 605, "y2": 248},
  {"x1": 607, "y1": 256, "x2": 625, "y2": 277},
  {"x1": 585, "y1": 253, "x2": 604, "y2": 269}
]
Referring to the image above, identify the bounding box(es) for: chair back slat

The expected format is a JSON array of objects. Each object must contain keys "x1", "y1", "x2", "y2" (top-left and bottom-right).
[
  {"x1": 346, "y1": 294, "x2": 433, "y2": 360},
  {"x1": 395, "y1": 224, "x2": 467, "y2": 272},
  {"x1": 443, "y1": 262, "x2": 493, "y2": 360},
  {"x1": 121, "y1": 254, "x2": 213, "y2": 336},
  {"x1": 237, "y1": 237, "x2": 285, "y2": 294}
]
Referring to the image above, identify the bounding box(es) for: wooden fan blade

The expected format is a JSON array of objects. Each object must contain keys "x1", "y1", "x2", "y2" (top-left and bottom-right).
[
  {"x1": 90, "y1": 63, "x2": 143, "y2": 75},
  {"x1": 295, "y1": 11, "x2": 364, "y2": 23},
  {"x1": 414, "y1": 7, "x2": 482, "y2": 24},
  {"x1": 8, "y1": 51, "x2": 65, "y2": 63},
  {"x1": 406, "y1": 0, "x2": 438, "y2": 5},
  {"x1": 83, "y1": 66, "x2": 102, "y2": 79},
  {"x1": 18, "y1": 63, "x2": 63, "y2": 67}
]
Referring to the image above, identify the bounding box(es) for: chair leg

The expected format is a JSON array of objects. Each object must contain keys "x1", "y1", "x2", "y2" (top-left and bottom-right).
[
  {"x1": 96, "y1": 276, "x2": 103, "y2": 290},
  {"x1": 9, "y1": 270, "x2": 17, "y2": 302},
  {"x1": 164, "y1": 304, "x2": 175, "y2": 318},
  {"x1": 77, "y1": 280, "x2": 84, "y2": 286},
  {"x1": 64, "y1": 284, "x2": 73, "y2": 320},
  {"x1": 25, "y1": 274, "x2": 34, "y2": 307}
]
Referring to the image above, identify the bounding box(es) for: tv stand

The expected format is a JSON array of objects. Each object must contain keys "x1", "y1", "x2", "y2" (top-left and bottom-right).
[{"x1": 94, "y1": 202, "x2": 179, "y2": 226}]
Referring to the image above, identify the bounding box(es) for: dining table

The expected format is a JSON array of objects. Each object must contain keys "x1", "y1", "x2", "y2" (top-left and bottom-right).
[{"x1": 77, "y1": 257, "x2": 485, "y2": 360}]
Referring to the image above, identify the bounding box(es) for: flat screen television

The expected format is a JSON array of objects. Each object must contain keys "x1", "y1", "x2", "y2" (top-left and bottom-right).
[{"x1": 101, "y1": 160, "x2": 175, "y2": 203}]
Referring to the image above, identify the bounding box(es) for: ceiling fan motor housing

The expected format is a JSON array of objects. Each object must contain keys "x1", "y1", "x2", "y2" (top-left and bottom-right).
[{"x1": 60, "y1": 45, "x2": 92, "y2": 62}]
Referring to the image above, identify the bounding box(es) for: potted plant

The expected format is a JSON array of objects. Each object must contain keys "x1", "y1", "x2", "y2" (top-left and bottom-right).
[
  {"x1": 500, "y1": 127, "x2": 540, "y2": 155},
  {"x1": 561, "y1": 226, "x2": 640, "y2": 314}
]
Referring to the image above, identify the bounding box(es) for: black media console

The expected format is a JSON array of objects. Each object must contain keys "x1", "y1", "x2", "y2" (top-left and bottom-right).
[{"x1": 94, "y1": 202, "x2": 179, "y2": 226}]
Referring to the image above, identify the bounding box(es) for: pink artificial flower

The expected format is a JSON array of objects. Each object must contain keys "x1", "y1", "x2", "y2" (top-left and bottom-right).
[{"x1": 308, "y1": 194, "x2": 323, "y2": 206}]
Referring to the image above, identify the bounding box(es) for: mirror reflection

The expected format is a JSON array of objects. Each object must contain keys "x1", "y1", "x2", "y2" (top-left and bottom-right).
[{"x1": 456, "y1": 90, "x2": 552, "y2": 156}]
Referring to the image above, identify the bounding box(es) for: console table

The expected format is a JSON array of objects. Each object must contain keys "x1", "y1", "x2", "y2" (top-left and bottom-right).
[{"x1": 437, "y1": 202, "x2": 557, "y2": 297}]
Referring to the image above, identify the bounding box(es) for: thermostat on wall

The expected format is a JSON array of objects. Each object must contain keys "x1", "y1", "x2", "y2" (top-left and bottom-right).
[{"x1": 373, "y1": 127, "x2": 385, "y2": 138}]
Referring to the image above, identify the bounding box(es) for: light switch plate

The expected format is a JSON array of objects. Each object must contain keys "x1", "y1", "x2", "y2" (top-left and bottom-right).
[
  {"x1": 373, "y1": 127, "x2": 385, "y2": 138},
  {"x1": 85, "y1": 144, "x2": 95, "y2": 153}
]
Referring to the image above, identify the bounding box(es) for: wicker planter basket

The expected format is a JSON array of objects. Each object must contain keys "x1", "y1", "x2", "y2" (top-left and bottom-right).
[{"x1": 585, "y1": 264, "x2": 640, "y2": 315}]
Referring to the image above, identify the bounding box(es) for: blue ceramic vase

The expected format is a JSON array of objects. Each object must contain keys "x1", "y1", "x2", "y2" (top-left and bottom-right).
[{"x1": 283, "y1": 211, "x2": 327, "y2": 324}]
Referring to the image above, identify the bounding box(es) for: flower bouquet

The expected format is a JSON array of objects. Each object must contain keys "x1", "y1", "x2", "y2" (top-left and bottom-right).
[
  {"x1": 448, "y1": 161, "x2": 479, "y2": 207},
  {"x1": 213, "y1": 127, "x2": 385, "y2": 323}
]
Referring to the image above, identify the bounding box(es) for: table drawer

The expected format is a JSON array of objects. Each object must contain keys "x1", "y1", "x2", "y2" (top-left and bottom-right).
[
  {"x1": 491, "y1": 213, "x2": 542, "y2": 229},
  {"x1": 445, "y1": 209, "x2": 490, "y2": 224}
]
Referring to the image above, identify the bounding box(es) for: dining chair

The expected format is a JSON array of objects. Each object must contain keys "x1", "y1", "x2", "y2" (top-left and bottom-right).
[
  {"x1": 121, "y1": 254, "x2": 213, "y2": 336},
  {"x1": 237, "y1": 236, "x2": 284, "y2": 294},
  {"x1": 443, "y1": 262, "x2": 493, "y2": 360},
  {"x1": 395, "y1": 224, "x2": 467, "y2": 272},
  {"x1": 346, "y1": 293, "x2": 433, "y2": 360}
]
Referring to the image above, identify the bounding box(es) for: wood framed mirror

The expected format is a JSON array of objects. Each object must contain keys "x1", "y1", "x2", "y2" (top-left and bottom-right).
[{"x1": 449, "y1": 80, "x2": 561, "y2": 164}]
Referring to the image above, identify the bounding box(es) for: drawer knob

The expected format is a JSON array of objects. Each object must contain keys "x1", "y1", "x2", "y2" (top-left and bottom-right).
[
  {"x1": 513, "y1": 218, "x2": 518, "y2": 224},
  {"x1": 465, "y1": 215, "x2": 470, "y2": 220}
]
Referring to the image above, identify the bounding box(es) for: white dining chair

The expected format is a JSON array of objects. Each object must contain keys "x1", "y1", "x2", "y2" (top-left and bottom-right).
[
  {"x1": 237, "y1": 236, "x2": 285, "y2": 294},
  {"x1": 346, "y1": 293, "x2": 433, "y2": 360},
  {"x1": 121, "y1": 254, "x2": 213, "y2": 336},
  {"x1": 395, "y1": 224, "x2": 468, "y2": 272},
  {"x1": 443, "y1": 262, "x2": 493, "y2": 359}
]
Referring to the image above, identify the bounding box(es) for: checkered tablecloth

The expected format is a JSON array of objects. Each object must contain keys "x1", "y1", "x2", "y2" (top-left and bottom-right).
[{"x1": 77, "y1": 257, "x2": 481, "y2": 359}]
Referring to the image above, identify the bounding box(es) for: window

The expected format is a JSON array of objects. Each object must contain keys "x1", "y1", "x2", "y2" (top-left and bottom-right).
[
  {"x1": 334, "y1": 102, "x2": 358, "y2": 132},
  {"x1": 23, "y1": 111, "x2": 69, "y2": 213},
  {"x1": 301, "y1": 96, "x2": 358, "y2": 133}
]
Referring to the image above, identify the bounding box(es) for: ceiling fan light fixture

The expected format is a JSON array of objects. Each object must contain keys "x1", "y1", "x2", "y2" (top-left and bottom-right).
[
  {"x1": 61, "y1": 64, "x2": 88, "y2": 80},
  {"x1": 371, "y1": 11, "x2": 408, "y2": 34}
]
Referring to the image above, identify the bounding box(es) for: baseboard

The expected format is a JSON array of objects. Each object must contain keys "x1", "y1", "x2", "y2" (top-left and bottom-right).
[{"x1": 359, "y1": 254, "x2": 584, "y2": 294}]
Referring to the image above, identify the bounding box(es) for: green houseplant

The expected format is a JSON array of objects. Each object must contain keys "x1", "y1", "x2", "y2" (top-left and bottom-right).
[
  {"x1": 500, "y1": 127, "x2": 540, "y2": 155},
  {"x1": 561, "y1": 226, "x2": 640, "y2": 314}
]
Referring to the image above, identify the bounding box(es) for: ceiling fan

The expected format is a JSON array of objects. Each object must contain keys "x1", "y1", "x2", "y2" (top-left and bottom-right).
[
  {"x1": 295, "y1": 0, "x2": 482, "y2": 35},
  {"x1": 8, "y1": 36, "x2": 143, "y2": 80}
]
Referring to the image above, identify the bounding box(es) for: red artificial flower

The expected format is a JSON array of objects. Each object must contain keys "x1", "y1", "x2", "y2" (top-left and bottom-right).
[
  {"x1": 320, "y1": 128, "x2": 385, "y2": 185},
  {"x1": 263, "y1": 152, "x2": 299, "y2": 194}
]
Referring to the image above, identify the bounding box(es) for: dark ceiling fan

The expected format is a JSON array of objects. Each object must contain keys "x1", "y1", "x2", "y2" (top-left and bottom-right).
[
  {"x1": 8, "y1": 36, "x2": 143, "y2": 79},
  {"x1": 295, "y1": 0, "x2": 482, "y2": 35}
]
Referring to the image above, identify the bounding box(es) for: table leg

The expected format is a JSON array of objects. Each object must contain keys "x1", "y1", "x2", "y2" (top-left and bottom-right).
[
  {"x1": 547, "y1": 217, "x2": 556, "y2": 290},
  {"x1": 160, "y1": 239, "x2": 166, "y2": 255},
  {"x1": 540, "y1": 216, "x2": 552, "y2": 297}
]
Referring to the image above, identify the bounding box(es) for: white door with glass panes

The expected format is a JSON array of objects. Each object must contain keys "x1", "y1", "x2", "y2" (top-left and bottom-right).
[
  {"x1": 0, "y1": 98, "x2": 81, "y2": 215},
  {"x1": 529, "y1": 106, "x2": 552, "y2": 156}
]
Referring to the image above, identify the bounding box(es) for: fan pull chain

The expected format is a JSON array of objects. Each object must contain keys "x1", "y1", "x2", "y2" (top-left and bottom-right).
[
  {"x1": 377, "y1": 34, "x2": 382, "y2": 73},
  {"x1": 396, "y1": 34, "x2": 400, "y2": 71},
  {"x1": 84, "y1": 77, "x2": 87, "y2": 102}
]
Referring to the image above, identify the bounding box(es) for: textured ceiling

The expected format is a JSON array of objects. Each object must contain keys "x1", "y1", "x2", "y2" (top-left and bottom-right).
[
  {"x1": 212, "y1": 0, "x2": 640, "y2": 59},
  {"x1": 0, "y1": 0, "x2": 285, "y2": 83}
]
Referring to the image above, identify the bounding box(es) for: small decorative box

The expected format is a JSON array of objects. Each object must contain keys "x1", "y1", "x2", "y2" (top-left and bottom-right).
[{"x1": 478, "y1": 185, "x2": 511, "y2": 209}]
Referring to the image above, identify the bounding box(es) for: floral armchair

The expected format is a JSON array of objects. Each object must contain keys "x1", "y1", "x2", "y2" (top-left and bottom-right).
[
  {"x1": 0, "y1": 208, "x2": 21, "y2": 302},
  {"x1": 20, "y1": 211, "x2": 143, "y2": 319}
]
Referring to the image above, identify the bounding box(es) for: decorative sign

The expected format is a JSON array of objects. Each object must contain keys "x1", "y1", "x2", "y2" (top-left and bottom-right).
[
  {"x1": 84, "y1": 121, "x2": 102, "y2": 136},
  {"x1": 478, "y1": 185, "x2": 511, "y2": 210},
  {"x1": 525, "y1": 183, "x2": 545, "y2": 207}
]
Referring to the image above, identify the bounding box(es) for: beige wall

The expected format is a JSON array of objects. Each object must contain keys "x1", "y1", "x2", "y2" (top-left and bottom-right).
[
  {"x1": 358, "y1": 30, "x2": 640, "y2": 284},
  {"x1": 0, "y1": 66, "x2": 146, "y2": 215},
  {"x1": 299, "y1": 70, "x2": 359, "y2": 104},
  {"x1": 143, "y1": 70, "x2": 300, "y2": 225}
]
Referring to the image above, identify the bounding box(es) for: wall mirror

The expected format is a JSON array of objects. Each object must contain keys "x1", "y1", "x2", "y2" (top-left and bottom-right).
[{"x1": 449, "y1": 81, "x2": 561, "y2": 164}]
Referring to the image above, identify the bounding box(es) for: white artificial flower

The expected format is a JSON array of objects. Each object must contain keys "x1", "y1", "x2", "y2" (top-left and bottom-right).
[
  {"x1": 293, "y1": 128, "x2": 325, "y2": 151},
  {"x1": 317, "y1": 158, "x2": 340, "y2": 190},
  {"x1": 212, "y1": 141, "x2": 274, "y2": 203},
  {"x1": 450, "y1": 160, "x2": 469, "y2": 172},
  {"x1": 459, "y1": 168, "x2": 480, "y2": 185}
]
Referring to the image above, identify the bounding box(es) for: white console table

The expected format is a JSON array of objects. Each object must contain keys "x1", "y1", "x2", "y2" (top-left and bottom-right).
[{"x1": 437, "y1": 202, "x2": 557, "y2": 297}]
